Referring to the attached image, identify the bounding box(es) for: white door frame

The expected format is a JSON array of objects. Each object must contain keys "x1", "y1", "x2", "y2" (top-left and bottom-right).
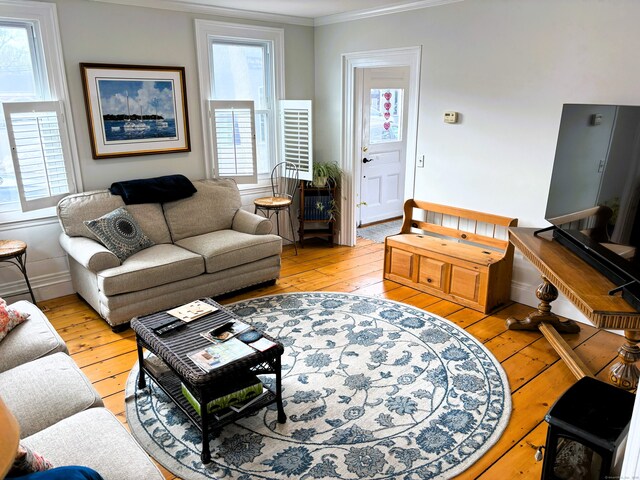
[{"x1": 339, "y1": 46, "x2": 422, "y2": 246}]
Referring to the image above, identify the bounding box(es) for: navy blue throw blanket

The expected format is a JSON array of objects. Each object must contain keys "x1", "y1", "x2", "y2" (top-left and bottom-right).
[{"x1": 109, "y1": 174, "x2": 197, "y2": 205}]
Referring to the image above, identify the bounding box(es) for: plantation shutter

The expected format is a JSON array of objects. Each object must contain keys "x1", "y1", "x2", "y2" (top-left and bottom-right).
[
  {"x1": 279, "y1": 100, "x2": 312, "y2": 181},
  {"x1": 209, "y1": 100, "x2": 257, "y2": 184},
  {"x1": 3, "y1": 101, "x2": 75, "y2": 212}
]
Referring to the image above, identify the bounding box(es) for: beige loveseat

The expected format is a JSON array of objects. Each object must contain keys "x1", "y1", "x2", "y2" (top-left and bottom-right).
[{"x1": 57, "y1": 178, "x2": 282, "y2": 330}]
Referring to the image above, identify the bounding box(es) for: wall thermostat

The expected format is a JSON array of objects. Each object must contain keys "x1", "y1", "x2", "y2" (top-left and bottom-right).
[{"x1": 444, "y1": 111, "x2": 458, "y2": 124}]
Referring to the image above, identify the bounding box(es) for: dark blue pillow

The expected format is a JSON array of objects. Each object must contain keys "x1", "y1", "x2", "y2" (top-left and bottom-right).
[{"x1": 7, "y1": 466, "x2": 104, "y2": 480}]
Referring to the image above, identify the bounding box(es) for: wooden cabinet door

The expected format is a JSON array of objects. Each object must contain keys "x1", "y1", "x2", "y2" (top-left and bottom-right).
[
  {"x1": 389, "y1": 248, "x2": 414, "y2": 281},
  {"x1": 449, "y1": 265, "x2": 481, "y2": 302},
  {"x1": 418, "y1": 257, "x2": 449, "y2": 292}
]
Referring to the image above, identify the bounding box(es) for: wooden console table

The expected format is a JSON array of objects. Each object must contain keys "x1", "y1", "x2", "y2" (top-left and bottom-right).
[{"x1": 506, "y1": 227, "x2": 640, "y2": 390}]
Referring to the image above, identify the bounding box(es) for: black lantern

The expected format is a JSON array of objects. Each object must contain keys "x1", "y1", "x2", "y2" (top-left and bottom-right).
[{"x1": 541, "y1": 376, "x2": 635, "y2": 480}]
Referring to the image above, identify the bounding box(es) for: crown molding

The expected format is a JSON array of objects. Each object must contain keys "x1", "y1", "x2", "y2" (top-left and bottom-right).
[
  {"x1": 86, "y1": 0, "x2": 314, "y2": 26},
  {"x1": 314, "y1": 0, "x2": 464, "y2": 26},
  {"x1": 87, "y1": 0, "x2": 463, "y2": 27}
]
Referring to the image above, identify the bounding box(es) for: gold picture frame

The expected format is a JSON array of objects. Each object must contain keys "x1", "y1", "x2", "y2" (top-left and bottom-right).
[{"x1": 80, "y1": 63, "x2": 190, "y2": 159}]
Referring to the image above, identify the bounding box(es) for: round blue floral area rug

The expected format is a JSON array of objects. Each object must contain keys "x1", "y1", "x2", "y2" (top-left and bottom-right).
[{"x1": 125, "y1": 292, "x2": 511, "y2": 480}]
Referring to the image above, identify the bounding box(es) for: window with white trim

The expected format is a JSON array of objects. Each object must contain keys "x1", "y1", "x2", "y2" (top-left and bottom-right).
[
  {"x1": 195, "y1": 20, "x2": 284, "y2": 184},
  {"x1": 0, "y1": 1, "x2": 79, "y2": 220},
  {"x1": 196, "y1": 20, "x2": 284, "y2": 183},
  {"x1": 196, "y1": 20, "x2": 313, "y2": 186},
  {"x1": 211, "y1": 41, "x2": 271, "y2": 180}
]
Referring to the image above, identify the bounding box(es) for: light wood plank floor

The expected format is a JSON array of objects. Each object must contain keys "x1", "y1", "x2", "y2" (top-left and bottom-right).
[{"x1": 38, "y1": 237, "x2": 624, "y2": 480}]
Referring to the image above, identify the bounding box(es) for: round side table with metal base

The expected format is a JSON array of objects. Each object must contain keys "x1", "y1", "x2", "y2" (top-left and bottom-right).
[{"x1": 0, "y1": 240, "x2": 36, "y2": 304}]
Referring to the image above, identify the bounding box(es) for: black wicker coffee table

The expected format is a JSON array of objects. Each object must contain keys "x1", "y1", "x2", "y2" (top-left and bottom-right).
[{"x1": 131, "y1": 298, "x2": 286, "y2": 464}]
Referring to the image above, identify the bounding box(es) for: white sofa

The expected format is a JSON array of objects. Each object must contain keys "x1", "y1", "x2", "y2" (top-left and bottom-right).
[
  {"x1": 0, "y1": 301, "x2": 163, "y2": 480},
  {"x1": 57, "y1": 178, "x2": 282, "y2": 330}
]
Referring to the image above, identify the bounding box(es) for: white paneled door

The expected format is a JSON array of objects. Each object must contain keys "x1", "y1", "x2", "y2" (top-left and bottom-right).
[{"x1": 358, "y1": 66, "x2": 410, "y2": 225}]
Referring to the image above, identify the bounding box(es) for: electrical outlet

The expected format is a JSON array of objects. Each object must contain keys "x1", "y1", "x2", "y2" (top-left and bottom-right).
[{"x1": 417, "y1": 155, "x2": 425, "y2": 168}]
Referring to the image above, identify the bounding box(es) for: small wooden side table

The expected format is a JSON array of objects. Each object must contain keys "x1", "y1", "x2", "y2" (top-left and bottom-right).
[
  {"x1": 297, "y1": 181, "x2": 335, "y2": 247},
  {"x1": 0, "y1": 240, "x2": 36, "y2": 304}
]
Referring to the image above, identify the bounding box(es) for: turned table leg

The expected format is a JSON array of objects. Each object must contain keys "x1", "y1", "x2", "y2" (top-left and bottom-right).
[
  {"x1": 506, "y1": 275, "x2": 593, "y2": 380},
  {"x1": 609, "y1": 330, "x2": 640, "y2": 391},
  {"x1": 506, "y1": 275, "x2": 580, "y2": 333}
]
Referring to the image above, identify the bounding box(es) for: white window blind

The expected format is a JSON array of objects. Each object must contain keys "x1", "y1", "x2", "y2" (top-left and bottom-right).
[
  {"x1": 209, "y1": 100, "x2": 257, "y2": 184},
  {"x1": 279, "y1": 100, "x2": 313, "y2": 181},
  {"x1": 3, "y1": 100, "x2": 74, "y2": 212}
]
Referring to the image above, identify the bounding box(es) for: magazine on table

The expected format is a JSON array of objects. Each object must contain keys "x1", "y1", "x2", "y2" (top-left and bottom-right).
[
  {"x1": 248, "y1": 336, "x2": 278, "y2": 352},
  {"x1": 200, "y1": 319, "x2": 250, "y2": 343},
  {"x1": 167, "y1": 300, "x2": 218, "y2": 322},
  {"x1": 188, "y1": 338, "x2": 255, "y2": 372}
]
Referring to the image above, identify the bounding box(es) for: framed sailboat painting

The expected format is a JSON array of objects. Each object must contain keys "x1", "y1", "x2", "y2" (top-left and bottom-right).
[{"x1": 80, "y1": 63, "x2": 191, "y2": 159}]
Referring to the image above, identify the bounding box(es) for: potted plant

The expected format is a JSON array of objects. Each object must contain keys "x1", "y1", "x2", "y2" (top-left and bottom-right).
[
  {"x1": 314, "y1": 198, "x2": 339, "y2": 220},
  {"x1": 312, "y1": 161, "x2": 343, "y2": 188}
]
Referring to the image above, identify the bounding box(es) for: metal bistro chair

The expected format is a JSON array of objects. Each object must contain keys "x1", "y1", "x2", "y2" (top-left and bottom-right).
[{"x1": 254, "y1": 161, "x2": 299, "y2": 255}]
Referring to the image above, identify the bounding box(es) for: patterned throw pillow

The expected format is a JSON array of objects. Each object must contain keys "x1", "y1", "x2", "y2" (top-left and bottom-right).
[
  {"x1": 9, "y1": 443, "x2": 53, "y2": 476},
  {"x1": 0, "y1": 297, "x2": 30, "y2": 342},
  {"x1": 84, "y1": 207, "x2": 154, "y2": 262}
]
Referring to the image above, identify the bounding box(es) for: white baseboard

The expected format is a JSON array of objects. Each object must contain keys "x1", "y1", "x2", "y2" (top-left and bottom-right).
[{"x1": 0, "y1": 271, "x2": 74, "y2": 304}]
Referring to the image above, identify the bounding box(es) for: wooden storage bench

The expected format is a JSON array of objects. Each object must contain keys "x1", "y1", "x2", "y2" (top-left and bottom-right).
[{"x1": 384, "y1": 199, "x2": 518, "y2": 313}]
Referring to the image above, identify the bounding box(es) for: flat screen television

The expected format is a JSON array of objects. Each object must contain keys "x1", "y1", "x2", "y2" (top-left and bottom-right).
[{"x1": 545, "y1": 104, "x2": 640, "y2": 311}]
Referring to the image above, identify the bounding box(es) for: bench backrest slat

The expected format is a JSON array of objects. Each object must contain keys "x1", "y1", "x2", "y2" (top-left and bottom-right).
[{"x1": 401, "y1": 199, "x2": 518, "y2": 251}]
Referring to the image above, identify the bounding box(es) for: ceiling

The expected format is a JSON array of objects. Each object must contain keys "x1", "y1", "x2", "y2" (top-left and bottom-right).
[
  {"x1": 93, "y1": 0, "x2": 461, "y2": 25},
  {"x1": 181, "y1": 0, "x2": 423, "y2": 19}
]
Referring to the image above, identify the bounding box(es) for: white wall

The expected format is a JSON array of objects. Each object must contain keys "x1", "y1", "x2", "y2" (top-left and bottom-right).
[
  {"x1": 0, "y1": 0, "x2": 314, "y2": 303},
  {"x1": 314, "y1": 0, "x2": 640, "y2": 323}
]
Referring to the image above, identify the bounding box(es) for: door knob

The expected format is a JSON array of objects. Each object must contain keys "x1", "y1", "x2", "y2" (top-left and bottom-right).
[{"x1": 363, "y1": 157, "x2": 374, "y2": 163}]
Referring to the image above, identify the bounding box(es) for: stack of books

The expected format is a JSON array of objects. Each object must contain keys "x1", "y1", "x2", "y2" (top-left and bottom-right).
[
  {"x1": 304, "y1": 195, "x2": 332, "y2": 220},
  {"x1": 181, "y1": 375, "x2": 264, "y2": 416},
  {"x1": 144, "y1": 354, "x2": 172, "y2": 378}
]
